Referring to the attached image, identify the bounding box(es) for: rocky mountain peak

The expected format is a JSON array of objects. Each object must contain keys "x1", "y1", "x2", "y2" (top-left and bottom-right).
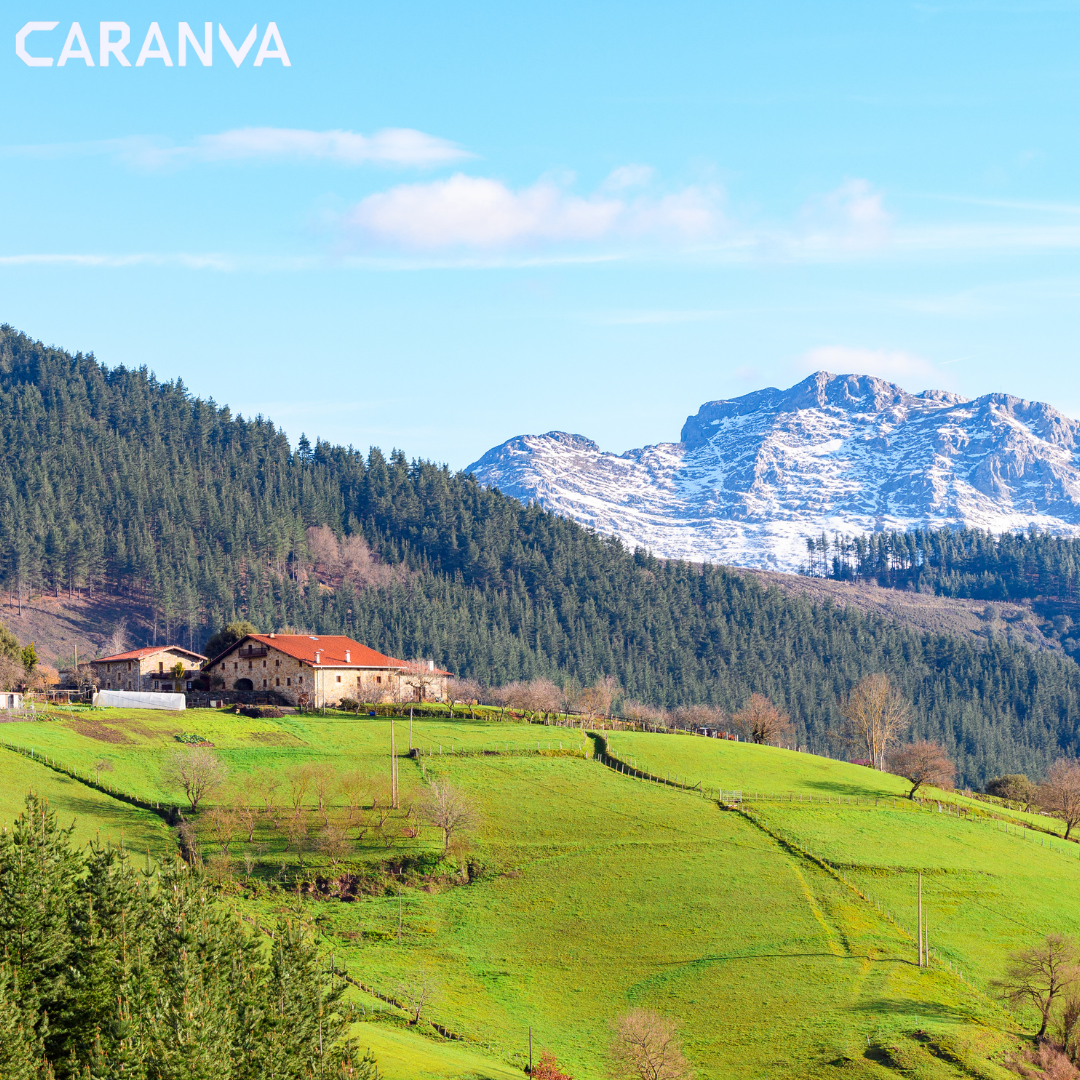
[{"x1": 467, "y1": 372, "x2": 1080, "y2": 571}]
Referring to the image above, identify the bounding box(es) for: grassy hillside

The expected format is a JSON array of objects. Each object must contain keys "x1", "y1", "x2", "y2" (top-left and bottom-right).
[
  {"x1": 3, "y1": 326, "x2": 1080, "y2": 786},
  {"x1": 2, "y1": 707, "x2": 1074, "y2": 1078}
]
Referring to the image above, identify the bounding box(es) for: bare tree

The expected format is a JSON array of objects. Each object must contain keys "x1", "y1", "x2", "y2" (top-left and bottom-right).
[
  {"x1": 1039, "y1": 760, "x2": 1080, "y2": 841},
  {"x1": 235, "y1": 802, "x2": 258, "y2": 844},
  {"x1": 395, "y1": 968, "x2": 436, "y2": 1026},
  {"x1": 671, "y1": 703, "x2": 721, "y2": 732},
  {"x1": 577, "y1": 677, "x2": 618, "y2": 725},
  {"x1": 305, "y1": 525, "x2": 343, "y2": 582},
  {"x1": 839, "y1": 673, "x2": 909, "y2": 770},
  {"x1": 889, "y1": 740, "x2": 956, "y2": 799},
  {"x1": 163, "y1": 746, "x2": 227, "y2": 810},
  {"x1": 528, "y1": 678, "x2": 564, "y2": 722},
  {"x1": 558, "y1": 678, "x2": 580, "y2": 721},
  {"x1": 623, "y1": 700, "x2": 667, "y2": 730},
  {"x1": 284, "y1": 815, "x2": 309, "y2": 855},
  {"x1": 92, "y1": 758, "x2": 114, "y2": 784},
  {"x1": 340, "y1": 532, "x2": 393, "y2": 588},
  {"x1": 609, "y1": 1008, "x2": 692, "y2": 1080},
  {"x1": 370, "y1": 778, "x2": 395, "y2": 829},
  {"x1": 992, "y1": 934, "x2": 1080, "y2": 1040},
  {"x1": 732, "y1": 694, "x2": 792, "y2": 744},
  {"x1": 251, "y1": 768, "x2": 282, "y2": 818},
  {"x1": 317, "y1": 824, "x2": 352, "y2": 871},
  {"x1": 285, "y1": 763, "x2": 314, "y2": 818},
  {"x1": 499, "y1": 680, "x2": 531, "y2": 714},
  {"x1": 446, "y1": 677, "x2": 483, "y2": 715},
  {"x1": 311, "y1": 763, "x2": 338, "y2": 826},
  {"x1": 423, "y1": 780, "x2": 479, "y2": 850},
  {"x1": 205, "y1": 806, "x2": 237, "y2": 856},
  {"x1": 103, "y1": 618, "x2": 128, "y2": 658}
]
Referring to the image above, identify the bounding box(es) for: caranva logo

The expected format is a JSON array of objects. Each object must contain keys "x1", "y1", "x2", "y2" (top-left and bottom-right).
[{"x1": 15, "y1": 21, "x2": 290, "y2": 67}]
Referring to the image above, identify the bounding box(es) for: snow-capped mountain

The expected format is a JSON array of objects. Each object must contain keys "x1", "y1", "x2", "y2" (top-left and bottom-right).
[{"x1": 465, "y1": 372, "x2": 1080, "y2": 572}]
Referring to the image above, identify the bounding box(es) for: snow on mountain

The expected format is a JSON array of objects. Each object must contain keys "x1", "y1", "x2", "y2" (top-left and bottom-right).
[{"x1": 465, "y1": 372, "x2": 1080, "y2": 572}]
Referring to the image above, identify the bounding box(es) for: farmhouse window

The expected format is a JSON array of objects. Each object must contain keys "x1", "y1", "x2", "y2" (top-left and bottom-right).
[
  {"x1": 376, "y1": 676, "x2": 382, "y2": 684},
  {"x1": 286, "y1": 678, "x2": 291, "y2": 686},
  {"x1": 263, "y1": 660, "x2": 267, "y2": 668},
  {"x1": 275, "y1": 659, "x2": 279, "y2": 667},
  {"x1": 336, "y1": 675, "x2": 341, "y2": 683},
  {"x1": 298, "y1": 675, "x2": 303, "y2": 684},
  {"x1": 275, "y1": 678, "x2": 280, "y2": 686},
  {"x1": 234, "y1": 662, "x2": 238, "y2": 671},
  {"x1": 262, "y1": 679, "x2": 267, "y2": 688},
  {"x1": 158, "y1": 662, "x2": 163, "y2": 672}
]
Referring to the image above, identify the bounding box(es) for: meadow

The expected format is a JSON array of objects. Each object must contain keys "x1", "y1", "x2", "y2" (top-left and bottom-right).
[{"x1": 1, "y1": 706, "x2": 1073, "y2": 1079}]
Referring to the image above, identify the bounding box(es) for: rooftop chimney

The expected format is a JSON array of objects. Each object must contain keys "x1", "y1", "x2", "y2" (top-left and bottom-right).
[
  {"x1": 428, "y1": 659, "x2": 434, "y2": 672},
  {"x1": 345, "y1": 650, "x2": 351, "y2": 663},
  {"x1": 314, "y1": 650, "x2": 321, "y2": 664},
  {"x1": 269, "y1": 632, "x2": 275, "y2": 638}
]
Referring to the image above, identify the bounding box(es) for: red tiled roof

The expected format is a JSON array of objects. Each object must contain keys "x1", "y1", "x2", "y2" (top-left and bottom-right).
[
  {"x1": 213, "y1": 634, "x2": 407, "y2": 669},
  {"x1": 95, "y1": 645, "x2": 206, "y2": 664}
]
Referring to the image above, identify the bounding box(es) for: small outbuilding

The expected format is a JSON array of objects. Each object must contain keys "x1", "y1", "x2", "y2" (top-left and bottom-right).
[{"x1": 0, "y1": 692, "x2": 23, "y2": 710}]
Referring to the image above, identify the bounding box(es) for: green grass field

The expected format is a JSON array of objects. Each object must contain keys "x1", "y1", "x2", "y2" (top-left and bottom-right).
[{"x1": 1, "y1": 708, "x2": 1072, "y2": 1078}]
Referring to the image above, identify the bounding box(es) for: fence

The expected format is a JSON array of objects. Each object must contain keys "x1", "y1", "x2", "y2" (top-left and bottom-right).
[{"x1": 0, "y1": 740, "x2": 182, "y2": 824}]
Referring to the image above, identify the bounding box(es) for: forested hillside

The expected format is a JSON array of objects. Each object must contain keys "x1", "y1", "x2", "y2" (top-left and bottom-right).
[
  {"x1": 813, "y1": 526, "x2": 1080, "y2": 663},
  {"x1": 2, "y1": 326, "x2": 1080, "y2": 784},
  {"x1": 811, "y1": 526, "x2": 1080, "y2": 601}
]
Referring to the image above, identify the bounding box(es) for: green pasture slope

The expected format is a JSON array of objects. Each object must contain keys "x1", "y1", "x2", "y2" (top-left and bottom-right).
[{"x1": 2, "y1": 707, "x2": 1073, "y2": 1079}]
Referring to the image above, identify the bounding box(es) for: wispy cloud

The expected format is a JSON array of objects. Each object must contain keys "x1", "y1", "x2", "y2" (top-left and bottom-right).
[
  {"x1": 12, "y1": 173, "x2": 1080, "y2": 271},
  {"x1": 3, "y1": 127, "x2": 470, "y2": 170},
  {"x1": 799, "y1": 345, "x2": 945, "y2": 386},
  {"x1": 342, "y1": 168, "x2": 723, "y2": 250},
  {"x1": 0, "y1": 252, "x2": 318, "y2": 271}
]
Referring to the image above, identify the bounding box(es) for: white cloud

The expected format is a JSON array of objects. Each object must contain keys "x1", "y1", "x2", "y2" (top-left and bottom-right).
[
  {"x1": 794, "y1": 179, "x2": 893, "y2": 254},
  {"x1": 344, "y1": 172, "x2": 723, "y2": 249},
  {"x1": 800, "y1": 345, "x2": 942, "y2": 386},
  {"x1": 4, "y1": 128, "x2": 470, "y2": 170},
  {"x1": 602, "y1": 164, "x2": 655, "y2": 191},
  {"x1": 182, "y1": 127, "x2": 468, "y2": 167}
]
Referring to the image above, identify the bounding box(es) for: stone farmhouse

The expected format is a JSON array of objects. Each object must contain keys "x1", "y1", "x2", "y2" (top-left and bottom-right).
[
  {"x1": 92, "y1": 646, "x2": 207, "y2": 693},
  {"x1": 202, "y1": 633, "x2": 451, "y2": 709}
]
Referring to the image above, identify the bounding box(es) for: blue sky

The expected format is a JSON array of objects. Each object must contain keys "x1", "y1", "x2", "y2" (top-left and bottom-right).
[{"x1": 3, "y1": 1, "x2": 1080, "y2": 467}]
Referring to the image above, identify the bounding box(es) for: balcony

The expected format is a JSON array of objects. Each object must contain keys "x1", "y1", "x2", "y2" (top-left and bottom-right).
[{"x1": 237, "y1": 646, "x2": 268, "y2": 659}]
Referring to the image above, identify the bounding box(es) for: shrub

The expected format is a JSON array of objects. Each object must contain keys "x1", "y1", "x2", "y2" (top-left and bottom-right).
[{"x1": 533, "y1": 1050, "x2": 574, "y2": 1079}]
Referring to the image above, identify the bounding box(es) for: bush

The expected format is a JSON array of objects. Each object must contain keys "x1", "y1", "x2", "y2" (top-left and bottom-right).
[
  {"x1": 238, "y1": 705, "x2": 284, "y2": 719},
  {"x1": 987, "y1": 774, "x2": 1035, "y2": 804},
  {"x1": 336, "y1": 697, "x2": 362, "y2": 713}
]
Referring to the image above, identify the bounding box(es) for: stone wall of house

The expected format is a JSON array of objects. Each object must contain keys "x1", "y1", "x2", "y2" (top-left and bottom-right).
[{"x1": 206, "y1": 646, "x2": 404, "y2": 707}]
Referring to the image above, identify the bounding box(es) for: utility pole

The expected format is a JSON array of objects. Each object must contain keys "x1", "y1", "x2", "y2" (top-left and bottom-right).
[
  {"x1": 918, "y1": 872, "x2": 924, "y2": 967},
  {"x1": 397, "y1": 887, "x2": 402, "y2": 945},
  {"x1": 410, "y1": 706, "x2": 414, "y2": 751},
  {"x1": 391, "y1": 717, "x2": 398, "y2": 809}
]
